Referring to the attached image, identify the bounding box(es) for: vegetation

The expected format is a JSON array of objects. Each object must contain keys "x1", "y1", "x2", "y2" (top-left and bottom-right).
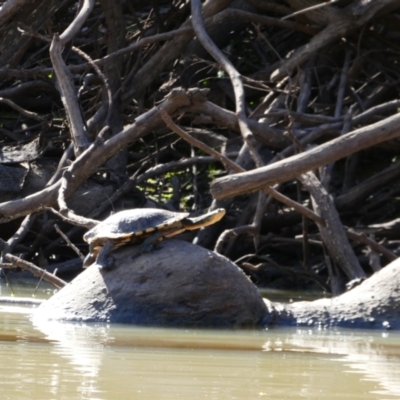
[{"x1": 1, "y1": 0, "x2": 400, "y2": 296}]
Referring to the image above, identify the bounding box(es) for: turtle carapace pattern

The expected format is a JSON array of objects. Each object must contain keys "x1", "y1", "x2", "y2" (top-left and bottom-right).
[{"x1": 83, "y1": 208, "x2": 226, "y2": 269}]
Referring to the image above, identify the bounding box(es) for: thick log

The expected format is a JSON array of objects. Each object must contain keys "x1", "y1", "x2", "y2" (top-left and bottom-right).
[{"x1": 211, "y1": 111, "x2": 400, "y2": 200}]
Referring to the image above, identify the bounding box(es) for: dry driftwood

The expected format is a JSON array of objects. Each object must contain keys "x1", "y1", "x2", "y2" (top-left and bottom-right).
[{"x1": 210, "y1": 112, "x2": 400, "y2": 200}]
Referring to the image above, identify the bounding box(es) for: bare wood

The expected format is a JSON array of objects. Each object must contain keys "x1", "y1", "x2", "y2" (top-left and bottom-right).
[
  {"x1": 284, "y1": 0, "x2": 341, "y2": 24},
  {"x1": 71, "y1": 45, "x2": 113, "y2": 128},
  {"x1": 123, "y1": 0, "x2": 232, "y2": 100},
  {"x1": 59, "y1": 0, "x2": 94, "y2": 44},
  {"x1": 191, "y1": 0, "x2": 263, "y2": 169},
  {"x1": 334, "y1": 49, "x2": 352, "y2": 119},
  {"x1": 191, "y1": 0, "x2": 293, "y2": 253},
  {"x1": 352, "y1": 100, "x2": 400, "y2": 126},
  {"x1": 346, "y1": 230, "x2": 397, "y2": 262},
  {"x1": 54, "y1": 224, "x2": 85, "y2": 260},
  {"x1": 160, "y1": 109, "x2": 325, "y2": 226},
  {"x1": 271, "y1": 0, "x2": 397, "y2": 82},
  {"x1": 56, "y1": 170, "x2": 99, "y2": 229},
  {"x1": 216, "y1": 9, "x2": 317, "y2": 35},
  {"x1": 300, "y1": 172, "x2": 366, "y2": 283},
  {"x1": 211, "y1": 111, "x2": 400, "y2": 200},
  {"x1": 264, "y1": 186, "x2": 325, "y2": 226},
  {"x1": 4, "y1": 254, "x2": 67, "y2": 289},
  {"x1": 0, "y1": 97, "x2": 43, "y2": 120},
  {"x1": 0, "y1": 88, "x2": 198, "y2": 223},
  {"x1": 216, "y1": 225, "x2": 258, "y2": 254},
  {"x1": 91, "y1": 155, "x2": 229, "y2": 220},
  {"x1": 50, "y1": 34, "x2": 90, "y2": 155},
  {"x1": 336, "y1": 160, "x2": 400, "y2": 210},
  {"x1": 2, "y1": 27, "x2": 194, "y2": 80},
  {"x1": 5, "y1": 214, "x2": 35, "y2": 254},
  {"x1": 159, "y1": 108, "x2": 234, "y2": 171},
  {"x1": 48, "y1": 206, "x2": 98, "y2": 230},
  {"x1": 240, "y1": 256, "x2": 330, "y2": 291},
  {"x1": 0, "y1": 0, "x2": 28, "y2": 25},
  {"x1": 189, "y1": 99, "x2": 290, "y2": 149},
  {"x1": 242, "y1": 0, "x2": 291, "y2": 16},
  {"x1": 48, "y1": 0, "x2": 95, "y2": 156}
]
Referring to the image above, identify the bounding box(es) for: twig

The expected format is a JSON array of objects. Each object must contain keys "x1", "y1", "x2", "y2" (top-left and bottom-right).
[
  {"x1": 216, "y1": 225, "x2": 258, "y2": 254},
  {"x1": 240, "y1": 257, "x2": 330, "y2": 292},
  {"x1": 71, "y1": 45, "x2": 113, "y2": 128},
  {"x1": 252, "y1": 191, "x2": 267, "y2": 250},
  {"x1": 56, "y1": 169, "x2": 98, "y2": 229},
  {"x1": 5, "y1": 214, "x2": 36, "y2": 254},
  {"x1": 334, "y1": 49, "x2": 352, "y2": 119},
  {"x1": 0, "y1": 88, "x2": 198, "y2": 223},
  {"x1": 0, "y1": 0, "x2": 29, "y2": 25},
  {"x1": 6, "y1": 27, "x2": 194, "y2": 81},
  {"x1": 59, "y1": 0, "x2": 94, "y2": 44},
  {"x1": 54, "y1": 224, "x2": 85, "y2": 260},
  {"x1": 271, "y1": 1, "x2": 395, "y2": 82},
  {"x1": 123, "y1": 0, "x2": 232, "y2": 101},
  {"x1": 49, "y1": 204, "x2": 98, "y2": 229},
  {"x1": 188, "y1": 98, "x2": 289, "y2": 149},
  {"x1": 50, "y1": 34, "x2": 90, "y2": 156},
  {"x1": 191, "y1": 0, "x2": 264, "y2": 169},
  {"x1": 0, "y1": 97, "x2": 44, "y2": 121},
  {"x1": 159, "y1": 108, "x2": 237, "y2": 172},
  {"x1": 211, "y1": 109, "x2": 400, "y2": 200},
  {"x1": 159, "y1": 108, "x2": 326, "y2": 227},
  {"x1": 217, "y1": 9, "x2": 317, "y2": 35},
  {"x1": 300, "y1": 171, "x2": 366, "y2": 282},
  {"x1": 4, "y1": 254, "x2": 67, "y2": 289},
  {"x1": 282, "y1": 0, "x2": 340, "y2": 21},
  {"x1": 48, "y1": 0, "x2": 95, "y2": 156},
  {"x1": 346, "y1": 229, "x2": 397, "y2": 262},
  {"x1": 352, "y1": 99, "x2": 400, "y2": 125}
]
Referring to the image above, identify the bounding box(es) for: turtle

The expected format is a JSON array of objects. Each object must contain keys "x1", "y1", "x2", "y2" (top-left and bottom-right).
[{"x1": 82, "y1": 207, "x2": 226, "y2": 269}]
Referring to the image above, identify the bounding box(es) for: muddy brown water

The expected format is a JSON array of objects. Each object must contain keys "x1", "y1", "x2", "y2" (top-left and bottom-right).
[{"x1": 1, "y1": 282, "x2": 400, "y2": 400}]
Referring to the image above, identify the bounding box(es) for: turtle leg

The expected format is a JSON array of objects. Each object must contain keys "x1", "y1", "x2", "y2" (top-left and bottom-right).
[
  {"x1": 140, "y1": 228, "x2": 186, "y2": 252},
  {"x1": 95, "y1": 240, "x2": 116, "y2": 271},
  {"x1": 83, "y1": 253, "x2": 96, "y2": 268},
  {"x1": 131, "y1": 233, "x2": 161, "y2": 261},
  {"x1": 83, "y1": 242, "x2": 97, "y2": 268},
  {"x1": 140, "y1": 230, "x2": 163, "y2": 253}
]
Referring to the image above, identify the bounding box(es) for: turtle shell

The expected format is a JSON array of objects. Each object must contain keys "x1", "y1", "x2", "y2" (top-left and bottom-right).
[{"x1": 83, "y1": 208, "x2": 190, "y2": 245}]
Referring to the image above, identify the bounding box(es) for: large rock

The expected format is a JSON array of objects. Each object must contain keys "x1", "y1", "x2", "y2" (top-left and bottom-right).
[
  {"x1": 35, "y1": 241, "x2": 400, "y2": 330},
  {"x1": 36, "y1": 240, "x2": 267, "y2": 328},
  {"x1": 264, "y1": 257, "x2": 400, "y2": 330}
]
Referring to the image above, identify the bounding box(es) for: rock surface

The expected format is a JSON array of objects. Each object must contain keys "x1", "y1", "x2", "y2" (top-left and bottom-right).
[
  {"x1": 265, "y1": 257, "x2": 400, "y2": 330},
  {"x1": 36, "y1": 240, "x2": 267, "y2": 328},
  {"x1": 36, "y1": 240, "x2": 400, "y2": 330}
]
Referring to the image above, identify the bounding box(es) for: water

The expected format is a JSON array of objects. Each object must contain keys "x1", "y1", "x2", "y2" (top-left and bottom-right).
[{"x1": 1, "y1": 285, "x2": 400, "y2": 399}]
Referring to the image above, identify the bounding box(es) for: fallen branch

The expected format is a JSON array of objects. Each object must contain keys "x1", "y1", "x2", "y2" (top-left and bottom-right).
[
  {"x1": 211, "y1": 111, "x2": 400, "y2": 200},
  {"x1": 47, "y1": 0, "x2": 96, "y2": 155},
  {"x1": 0, "y1": 97, "x2": 44, "y2": 120},
  {"x1": 4, "y1": 254, "x2": 67, "y2": 289},
  {"x1": 159, "y1": 108, "x2": 325, "y2": 227},
  {"x1": 300, "y1": 172, "x2": 366, "y2": 287},
  {"x1": 0, "y1": 88, "x2": 197, "y2": 223}
]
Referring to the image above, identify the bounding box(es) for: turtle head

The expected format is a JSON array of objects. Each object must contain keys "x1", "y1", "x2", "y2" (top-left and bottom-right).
[{"x1": 184, "y1": 208, "x2": 226, "y2": 230}]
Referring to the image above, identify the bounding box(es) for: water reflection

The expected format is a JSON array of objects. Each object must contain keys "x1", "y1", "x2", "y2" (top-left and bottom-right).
[
  {"x1": 285, "y1": 329, "x2": 400, "y2": 398},
  {"x1": 33, "y1": 315, "x2": 400, "y2": 400},
  {"x1": 1, "y1": 303, "x2": 400, "y2": 399}
]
